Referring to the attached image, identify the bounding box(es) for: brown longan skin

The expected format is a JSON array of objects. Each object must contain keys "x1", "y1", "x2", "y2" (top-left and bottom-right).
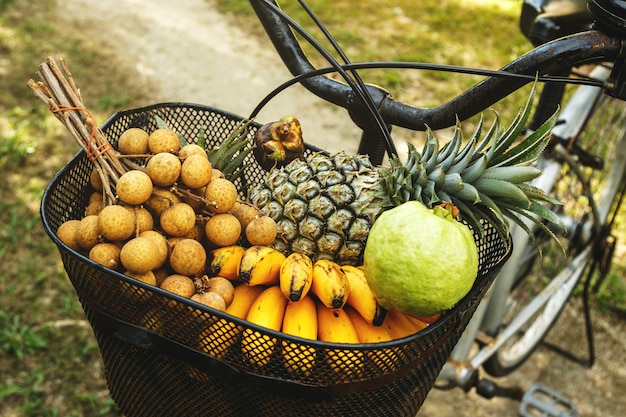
[
  {"x1": 148, "y1": 128, "x2": 181, "y2": 154},
  {"x1": 76, "y1": 215, "x2": 101, "y2": 251},
  {"x1": 146, "y1": 152, "x2": 182, "y2": 187},
  {"x1": 204, "y1": 178, "x2": 238, "y2": 214},
  {"x1": 89, "y1": 242, "x2": 122, "y2": 270},
  {"x1": 98, "y1": 205, "x2": 135, "y2": 242},
  {"x1": 205, "y1": 213, "x2": 241, "y2": 247},
  {"x1": 116, "y1": 170, "x2": 154, "y2": 205},
  {"x1": 204, "y1": 277, "x2": 235, "y2": 307},
  {"x1": 229, "y1": 201, "x2": 261, "y2": 231},
  {"x1": 118, "y1": 128, "x2": 150, "y2": 155},
  {"x1": 124, "y1": 270, "x2": 157, "y2": 286},
  {"x1": 181, "y1": 154, "x2": 212, "y2": 189},
  {"x1": 139, "y1": 230, "x2": 169, "y2": 269},
  {"x1": 179, "y1": 143, "x2": 208, "y2": 159},
  {"x1": 160, "y1": 274, "x2": 196, "y2": 298},
  {"x1": 125, "y1": 206, "x2": 155, "y2": 235},
  {"x1": 90, "y1": 168, "x2": 103, "y2": 192},
  {"x1": 57, "y1": 219, "x2": 82, "y2": 252},
  {"x1": 169, "y1": 238, "x2": 207, "y2": 276},
  {"x1": 245, "y1": 215, "x2": 278, "y2": 246},
  {"x1": 145, "y1": 187, "x2": 181, "y2": 218},
  {"x1": 120, "y1": 236, "x2": 161, "y2": 274},
  {"x1": 191, "y1": 292, "x2": 226, "y2": 312},
  {"x1": 160, "y1": 202, "x2": 197, "y2": 237}
]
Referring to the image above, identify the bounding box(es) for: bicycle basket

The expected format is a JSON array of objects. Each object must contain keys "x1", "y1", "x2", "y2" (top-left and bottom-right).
[{"x1": 41, "y1": 103, "x2": 512, "y2": 417}]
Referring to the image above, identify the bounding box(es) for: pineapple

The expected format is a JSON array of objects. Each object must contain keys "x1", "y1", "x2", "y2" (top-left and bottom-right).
[{"x1": 248, "y1": 91, "x2": 563, "y2": 265}]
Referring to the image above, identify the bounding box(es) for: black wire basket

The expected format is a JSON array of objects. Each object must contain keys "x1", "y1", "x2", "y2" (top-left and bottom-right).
[{"x1": 41, "y1": 102, "x2": 512, "y2": 417}]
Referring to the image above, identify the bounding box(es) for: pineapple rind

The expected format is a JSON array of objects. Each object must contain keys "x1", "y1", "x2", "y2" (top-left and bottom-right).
[{"x1": 249, "y1": 86, "x2": 563, "y2": 263}]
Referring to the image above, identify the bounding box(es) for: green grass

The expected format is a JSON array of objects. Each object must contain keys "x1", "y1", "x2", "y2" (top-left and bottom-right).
[
  {"x1": 1, "y1": 0, "x2": 625, "y2": 416},
  {"x1": 0, "y1": 0, "x2": 149, "y2": 415}
]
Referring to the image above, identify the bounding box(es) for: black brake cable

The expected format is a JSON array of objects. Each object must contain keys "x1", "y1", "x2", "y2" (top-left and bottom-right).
[
  {"x1": 249, "y1": 61, "x2": 606, "y2": 121},
  {"x1": 295, "y1": 0, "x2": 398, "y2": 156},
  {"x1": 255, "y1": 0, "x2": 398, "y2": 157}
]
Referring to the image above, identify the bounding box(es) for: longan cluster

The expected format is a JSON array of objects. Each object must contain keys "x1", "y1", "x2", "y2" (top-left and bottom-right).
[{"x1": 56, "y1": 127, "x2": 278, "y2": 311}]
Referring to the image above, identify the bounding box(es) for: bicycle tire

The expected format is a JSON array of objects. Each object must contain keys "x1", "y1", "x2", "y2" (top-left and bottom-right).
[{"x1": 483, "y1": 88, "x2": 626, "y2": 377}]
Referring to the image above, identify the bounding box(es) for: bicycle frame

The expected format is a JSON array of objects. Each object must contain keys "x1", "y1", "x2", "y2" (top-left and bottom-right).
[
  {"x1": 248, "y1": 0, "x2": 626, "y2": 397},
  {"x1": 439, "y1": 63, "x2": 626, "y2": 390}
]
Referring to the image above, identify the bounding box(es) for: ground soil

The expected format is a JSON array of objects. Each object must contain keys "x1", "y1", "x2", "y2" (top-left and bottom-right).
[{"x1": 57, "y1": 1, "x2": 626, "y2": 416}]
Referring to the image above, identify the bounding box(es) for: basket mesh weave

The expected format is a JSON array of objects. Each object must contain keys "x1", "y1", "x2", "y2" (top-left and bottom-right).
[{"x1": 41, "y1": 103, "x2": 511, "y2": 417}]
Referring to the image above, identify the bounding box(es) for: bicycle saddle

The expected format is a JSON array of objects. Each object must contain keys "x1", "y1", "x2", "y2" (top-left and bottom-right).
[{"x1": 520, "y1": 0, "x2": 593, "y2": 45}]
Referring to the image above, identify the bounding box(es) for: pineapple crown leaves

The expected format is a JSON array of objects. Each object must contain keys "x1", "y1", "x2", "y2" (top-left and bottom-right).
[
  {"x1": 205, "y1": 119, "x2": 256, "y2": 182},
  {"x1": 383, "y1": 84, "x2": 565, "y2": 247}
]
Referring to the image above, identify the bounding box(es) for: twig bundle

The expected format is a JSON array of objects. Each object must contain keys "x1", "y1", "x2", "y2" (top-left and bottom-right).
[{"x1": 27, "y1": 57, "x2": 141, "y2": 204}]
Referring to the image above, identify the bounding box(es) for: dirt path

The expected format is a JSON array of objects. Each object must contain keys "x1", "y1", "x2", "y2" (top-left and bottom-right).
[
  {"x1": 57, "y1": 1, "x2": 626, "y2": 416},
  {"x1": 58, "y1": 0, "x2": 363, "y2": 154}
]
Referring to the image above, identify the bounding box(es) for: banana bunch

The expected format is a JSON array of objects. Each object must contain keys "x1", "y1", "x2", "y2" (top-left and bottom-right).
[{"x1": 196, "y1": 245, "x2": 440, "y2": 374}]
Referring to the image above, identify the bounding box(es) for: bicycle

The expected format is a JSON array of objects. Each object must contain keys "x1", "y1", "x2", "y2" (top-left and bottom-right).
[{"x1": 249, "y1": 0, "x2": 626, "y2": 414}]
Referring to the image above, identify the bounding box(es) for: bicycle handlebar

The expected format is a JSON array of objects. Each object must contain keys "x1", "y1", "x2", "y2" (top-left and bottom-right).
[{"x1": 250, "y1": 0, "x2": 625, "y2": 131}]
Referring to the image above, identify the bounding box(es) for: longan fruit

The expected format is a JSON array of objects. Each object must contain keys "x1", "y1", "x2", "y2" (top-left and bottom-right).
[
  {"x1": 179, "y1": 143, "x2": 208, "y2": 159},
  {"x1": 139, "y1": 230, "x2": 169, "y2": 269},
  {"x1": 153, "y1": 267, "x2": 170, "y2": 287},
  {"x1": 125, "y1": 205, "x2": 154, "y2": 235},
  {"x1": 204, "y1": 178, "x2": 238, "y2": 214},
  {"x1": 148, "y1": 128, "x2": 181, "y2": 154},
  {"x1": 245, "y1": 215, "x2": 277, "y2": 246},
  {"x1": 118, "y1": 128, "x2": 150, "y2": 155},
  {"x1": 120, "y1": 236, "x2": 161, "y2": 274},
  {"x1": 211, "y1": 169, "x2": 225, "y2": 179},
  {"x1": 85, "y1": 200, "x2": 104, "y2": 216},
  {"x1": 230, "y1": 201, "x2": 261, "y2": 230},
  {"x1": 89, "y1": 192, "x2": 104, "y2": 205},
  {"x1": 76, "y1": 215, "x2": 101, "y2": 251},
  {"x1": 169, "y1": 238, "x2": 207, "y2": 276},
  {"x1": 89, "y1": 242, "x2": 122, "y2": 270},
  {"x1": 180, "y1": 188, "x2": 206, "y2": 213},
  {"x1": 204, "y1": 213, "x2": 241, "y2": 247},
  {"x1": 116, "y1": 170, "x2": 153, "y2": 205},
  {"x1": 146, "y1": 152, "x2": 182, "y2": 187},
  {"x1": 145, "y1": 187, "x2": 181, "y2": 217},
  {"x1": 160, "y1": 274, "x2": 196, "y2": 298},
  {"x1": 160, "y1": 202, "x2": 197, "y2": 237},
  {"x1": 98, "y1": 204, "x2": 135, "y2": 242},
  {"x1": 191, "y1": 292, "x2": 226, "y2": 312},
  {"x1": 56, "y1": 219, "x2": 82, "y2": 252},
  {"x1": 124, "y1": 270, "x2": 157, "y2": 286},
  {"x1": 180, "y1": 153, "x2": 212, "y2": 189},
  {"x1": 89, "y1": 168, "x2": 103, "y2": 192},
  {"x1": 183, "y1": 222, "x2": 205, "y2": 242},
  {"x1": 204, "y1": 276, "x2": 235, "y2": 307}
]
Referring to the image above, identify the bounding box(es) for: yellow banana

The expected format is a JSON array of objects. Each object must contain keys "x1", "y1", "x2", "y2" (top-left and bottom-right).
[
  {"x1": 408, "y1": 312, "x2": 441, "y2": 325},
  {"x1": 344, "y1": 306, "x2": 392, "y2": 344},
  {"x1": 241, "y1": 285, "x2": 288, "y2": 367},
  {"x1": 206, "y1": 245, "x2": 246, "y2": 280},
  {"x1": 342, "y1": 265, "x2": 387, "y2": 326},
  {"x1": 345, "y1": 306, "x2": 399, "y2": 372},
  {"x1": 239, "y1": 245, "x2": 286, "y2": 286},
  {"x1": 316, "y1": 303, "x2": 364, "y2": 378},
  {"x1": 279, "y1": 252, "x2": 314, "y2": 302},
  {"x1": 311, "y1": 259, "x2": 350, "y2": 309},
  {"x1": 198, "y1": 283, "x2": 265, "y2": 359},
  {"x1": 281, "y1": 295, "x2": 317, "y2": 375},
  {"x1": 382, "y1": 309, "x2": 422, "y2": 340},
  {"x1": 403, "y1": 313, "x2": 429, "y2": 333}
]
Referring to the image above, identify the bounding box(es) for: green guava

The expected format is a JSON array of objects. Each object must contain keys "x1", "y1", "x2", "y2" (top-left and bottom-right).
[{"x1": 363, "y1": 201, "x2": 479, "y2": 318}]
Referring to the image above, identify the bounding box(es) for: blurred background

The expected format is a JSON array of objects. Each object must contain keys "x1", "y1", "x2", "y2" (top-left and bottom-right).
[{"x1": 1, "y1": 0, "x2": 624, "y2": 416}]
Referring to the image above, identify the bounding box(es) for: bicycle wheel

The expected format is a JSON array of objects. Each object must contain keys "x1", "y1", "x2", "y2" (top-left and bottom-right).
[{"x1": 483, "y1": 89, "x2": 626, "y2": 377}]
